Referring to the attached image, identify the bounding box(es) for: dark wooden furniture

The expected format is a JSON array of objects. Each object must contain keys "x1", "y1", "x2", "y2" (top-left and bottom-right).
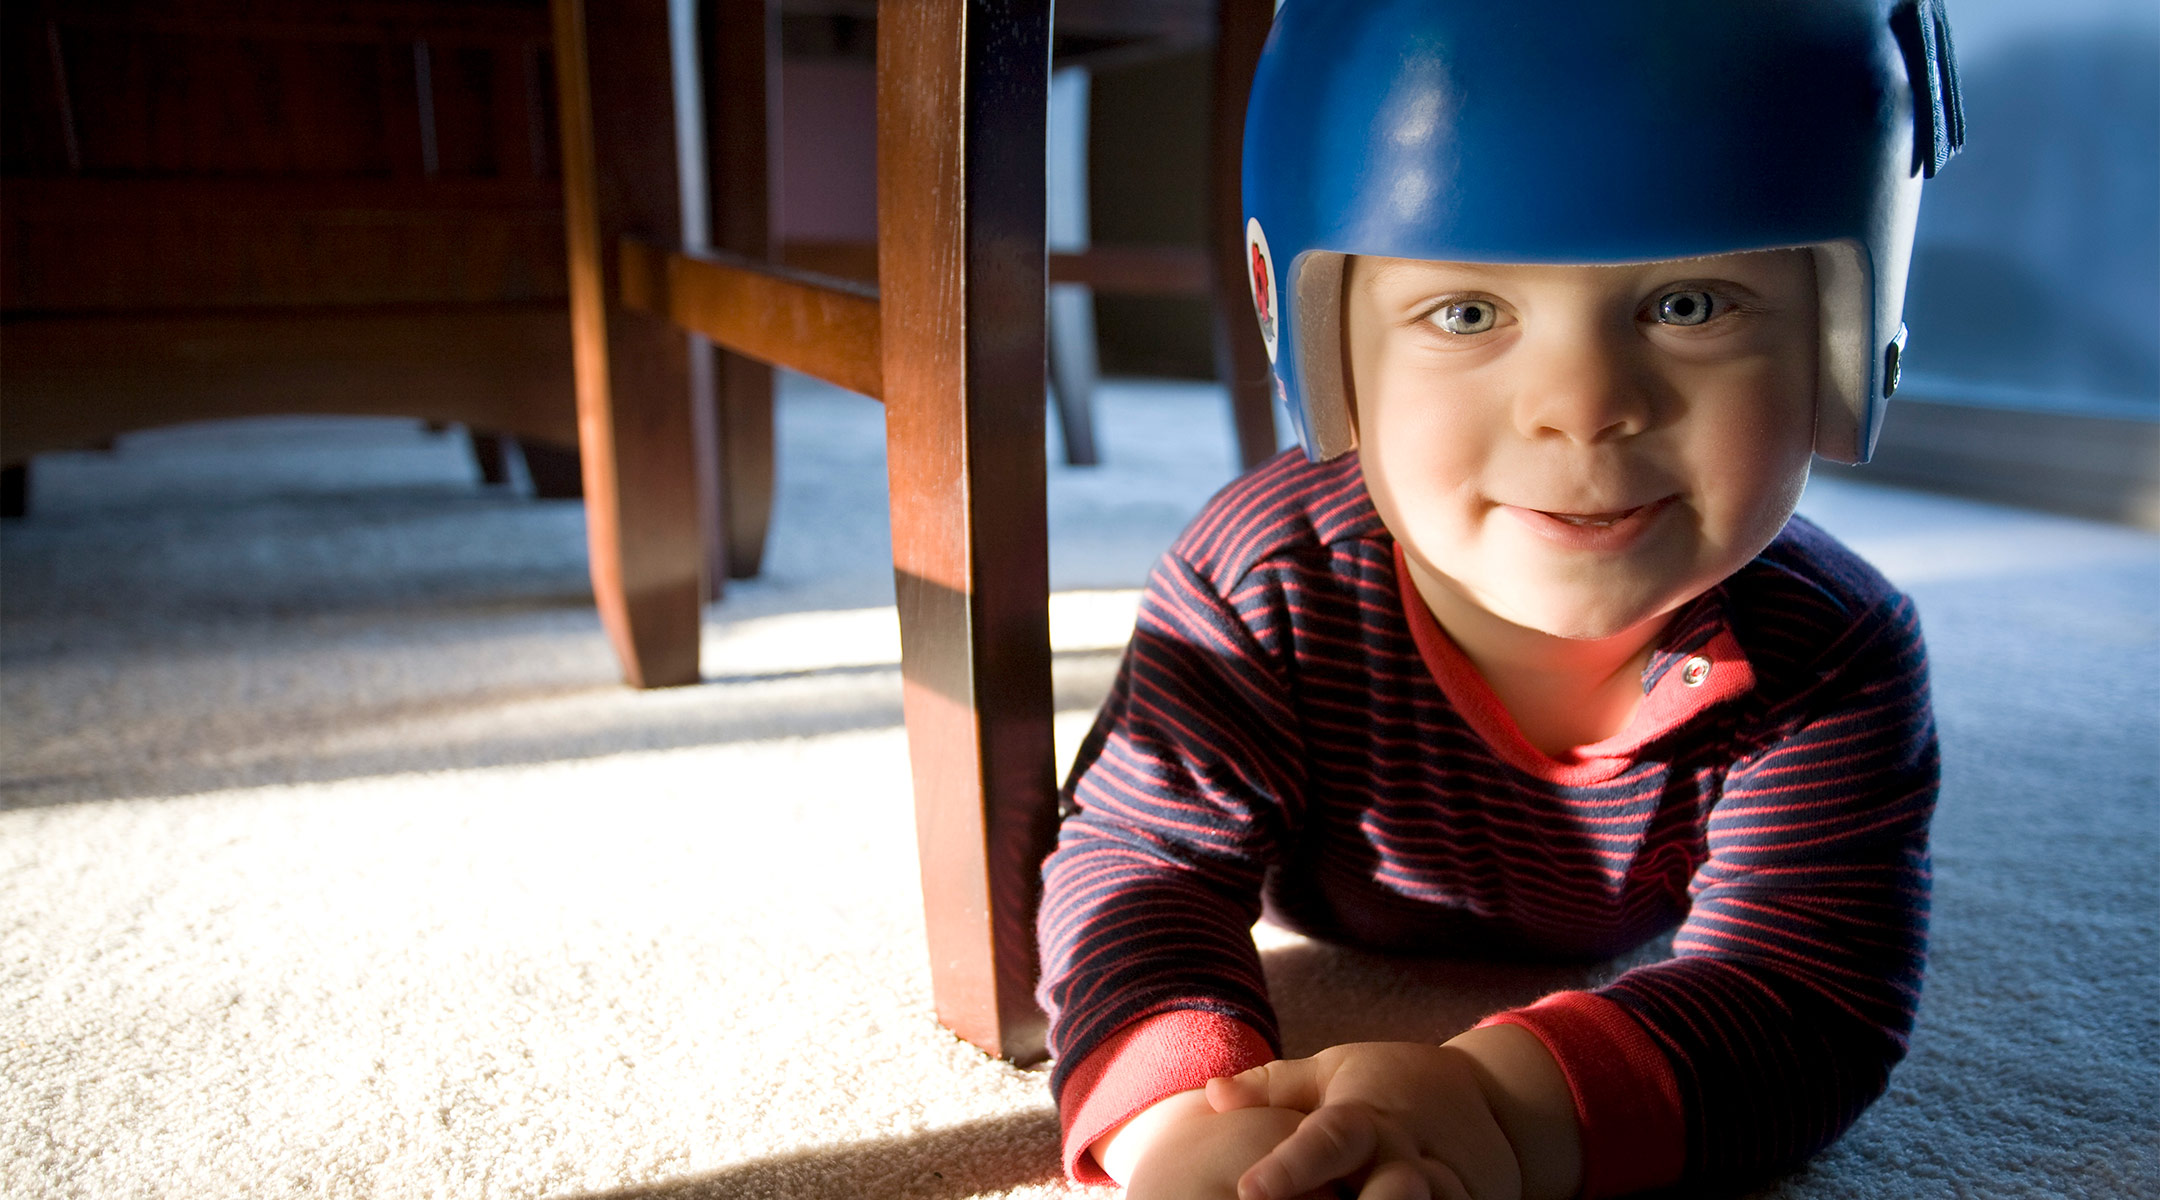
[
  {"x1": 762, "y1": 4, "x2": 1278, "y2": 472},
  {"x1": 0, "y1": 1, "x2": 588, "y2": 514},
  {"x1": 559, "y1": 0, "x2": 1273, "y2": 1060},
  {"x1": 0, "y1": 0, "x2": 1270, "y2": 706},
  {"x1": 0, "y1": 0, "x2": 735, "y2": 687}
]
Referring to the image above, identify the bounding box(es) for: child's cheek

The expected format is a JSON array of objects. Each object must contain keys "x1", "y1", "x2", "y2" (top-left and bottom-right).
[{"x1": 1685, "y1": 372, "x2": 1816, "y2": 556}]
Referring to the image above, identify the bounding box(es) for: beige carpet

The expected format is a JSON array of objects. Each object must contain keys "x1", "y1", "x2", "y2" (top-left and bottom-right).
[{"x1": 3, "y1": 377, "x2": 2155, "y2": 1198}]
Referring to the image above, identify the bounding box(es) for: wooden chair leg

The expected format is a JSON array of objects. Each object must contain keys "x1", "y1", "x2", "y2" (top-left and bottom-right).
[
  {"x1": 715, "y1": 354, "x2": 775, "y2": 578},
  {"x1": 519, "y1": 439, "x2": 586, "y2": 499},
  {"x1": 470, "y1": 431, "x2": 513, "y2": 485},
  {"x1": 1046, "y1": 65, "x2": 1099, "y2": 467},
  {"x1": 1211, "y1": 0, "x2": 1279, "y2": 470},
  {"x1": 552, "y1": 0, "x2": 707, "y2": 688},
  {"x1": 687, "y1": 343, "x2": 726, "y2": 601},
  {"x1": 1048, "y1": 284, "x2": 1101, "y2": 467},
  {"x1": 878, "y1": 0, "x2": 1058, "y2": 1065},
  {"x1": 2, "y1": 462, "x2": 26, "y2": 519},
  {"x1": 691, "y1": 341, "x2": 776, "y2": 589},
  {"x1": 704, "y1": 0, "x2": 780, "y2": 583}
]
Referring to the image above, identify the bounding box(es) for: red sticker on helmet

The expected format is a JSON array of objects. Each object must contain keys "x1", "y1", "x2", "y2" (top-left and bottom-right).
[{"x1": 1246, "y1": 218, "x2": 1279, "y2": 363}]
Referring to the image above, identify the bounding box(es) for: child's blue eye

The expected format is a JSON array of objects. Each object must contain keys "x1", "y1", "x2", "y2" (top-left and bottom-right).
[
  {"x1": 1435, "y1": 301, "x2": 1497, "y2": 334},
  {"x1": 1656, "y1": 290, "x2": 1716, "y2": 326}
]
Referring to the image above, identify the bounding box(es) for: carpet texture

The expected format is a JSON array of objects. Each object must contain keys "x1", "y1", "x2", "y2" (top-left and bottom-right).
[{"x1": 3, "y1": 377, "x2": 2155, "y2": 1199}]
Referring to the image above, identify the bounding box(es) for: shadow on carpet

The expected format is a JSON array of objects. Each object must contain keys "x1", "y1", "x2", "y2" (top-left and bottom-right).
[{"x1": 564, "y1": 1111, "x2": 1066, "y2": 1200}]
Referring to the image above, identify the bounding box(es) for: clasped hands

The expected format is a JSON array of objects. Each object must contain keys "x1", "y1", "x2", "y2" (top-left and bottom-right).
[{"x1": 1107, "y1": 1026, "x2": 1580, "y2": 1200}]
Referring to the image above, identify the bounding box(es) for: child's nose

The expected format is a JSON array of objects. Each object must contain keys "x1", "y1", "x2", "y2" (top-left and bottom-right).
[{"x1": 1511, "y1": 329, "x2": 1653, "y2": 445}]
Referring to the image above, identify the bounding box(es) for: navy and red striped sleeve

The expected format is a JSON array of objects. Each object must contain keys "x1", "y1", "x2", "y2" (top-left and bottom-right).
[
  {"x1": 1569, "y1": 588, "x2": 1940, "y2": 1190},
  {"x1": 1034, "y1": 464, "x2": 1350, "y2": 1180}
]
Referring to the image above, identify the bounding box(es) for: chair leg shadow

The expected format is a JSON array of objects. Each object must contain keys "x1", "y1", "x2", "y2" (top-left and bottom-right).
[{"x1": 560, "y1": 1108, "x2": 1073, "y2": 1200}]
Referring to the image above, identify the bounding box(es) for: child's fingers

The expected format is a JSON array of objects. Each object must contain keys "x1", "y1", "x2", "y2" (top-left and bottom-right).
[
  {"x1": 1357, "y1": 1159, "x2": 1473, "y2": 1200},
  {"x1": 1205, "y1": 1073, "x2": 1268, "y2": 1112},
  {"x1": 1235, "y1": 1102, "x2": 1381, "y2": 1200},
  {"x1": 1207, "y1": 1057, "x2": 1329, "y2": 1114}
]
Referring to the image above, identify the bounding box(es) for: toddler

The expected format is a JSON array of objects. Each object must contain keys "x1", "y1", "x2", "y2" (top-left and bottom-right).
[{"x1": 1036, "y1": 1, "x2": 1968, "y2": 1196}]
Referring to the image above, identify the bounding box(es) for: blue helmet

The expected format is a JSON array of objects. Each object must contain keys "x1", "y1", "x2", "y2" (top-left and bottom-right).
[{"x1": 1241, "y1": 0, "x2": 1966, "y2": 465}]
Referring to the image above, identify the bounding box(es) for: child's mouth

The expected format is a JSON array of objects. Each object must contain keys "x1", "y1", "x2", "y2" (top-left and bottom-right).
[
  {"x1": 1506, "y1": 497, "x2": 1672, "y2": 549},
  {"x1": 1545, "y1": 509, "x2": 1638, "y2": 527}
]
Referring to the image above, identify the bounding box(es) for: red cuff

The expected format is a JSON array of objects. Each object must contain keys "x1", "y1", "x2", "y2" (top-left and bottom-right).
[
  {"x1": 1057, "y1": 1010, "x2": 1276, "y2": 1183},
  {"x1": 1480, "y1": 992, "x2": 1686, "y2": 1198}
]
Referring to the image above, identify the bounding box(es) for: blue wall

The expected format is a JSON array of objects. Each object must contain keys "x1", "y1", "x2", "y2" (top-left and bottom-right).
[{"x1": 1901, "y1": 0, "x2": 2159, "y2": 417}]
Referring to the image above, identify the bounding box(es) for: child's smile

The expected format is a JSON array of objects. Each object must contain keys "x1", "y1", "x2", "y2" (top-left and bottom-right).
[
  {"x1": 1504, "y1": 495, "x2": 1673, "y2": 550},
  {"x1": 1345, "y1": 249, "x2": 1822, "y2": 656}
]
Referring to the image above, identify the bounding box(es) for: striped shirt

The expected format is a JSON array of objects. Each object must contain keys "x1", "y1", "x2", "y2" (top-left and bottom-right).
[{"x1": 1037, "y1": 450, "x2": 1939, "y2": 1195}]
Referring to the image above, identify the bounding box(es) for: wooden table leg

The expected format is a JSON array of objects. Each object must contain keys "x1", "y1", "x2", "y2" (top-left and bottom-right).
[
  {"x1": 552, "y1": 0, "x2": 706, "y2": 688},
  {"x1": 1211, "y1": 0, "x2": 1278, "y2": 470},
  {"x1": 878, "y1": 0, "x2": 1058, "y2": 1065}
]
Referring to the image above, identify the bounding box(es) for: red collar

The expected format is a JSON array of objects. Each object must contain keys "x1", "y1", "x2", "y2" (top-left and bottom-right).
[{"x1": 1392, "y1": 542, "x2": 1755, "y2": 786}]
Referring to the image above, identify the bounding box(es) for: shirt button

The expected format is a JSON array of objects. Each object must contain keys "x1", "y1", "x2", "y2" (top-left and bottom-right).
[{"x1": 1681, "y1": 656, "x2": 1712, "y2": 687}]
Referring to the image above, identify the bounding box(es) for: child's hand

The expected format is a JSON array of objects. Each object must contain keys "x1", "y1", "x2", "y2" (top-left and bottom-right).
[
  {"x1": 1093, "y1": 1089, "x2": 1323, "y2": 1200},
  {"x1": 1205, "y1": 1027, "x2": 1579, "y2": 1200},
  {"x1": 1204, "y1": 1041, "x2": 1519, "y2": 1200}
]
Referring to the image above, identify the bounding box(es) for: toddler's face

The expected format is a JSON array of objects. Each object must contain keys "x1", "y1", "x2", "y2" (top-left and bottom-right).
[{"x1": 1344, "y1": 249, "x2": 1819, "y2": 642}]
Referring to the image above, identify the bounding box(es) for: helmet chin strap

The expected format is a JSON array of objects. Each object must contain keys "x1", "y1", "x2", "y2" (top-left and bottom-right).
[{"x1": 1895, "y1": 0, "x2": 1968, "y2": 179}]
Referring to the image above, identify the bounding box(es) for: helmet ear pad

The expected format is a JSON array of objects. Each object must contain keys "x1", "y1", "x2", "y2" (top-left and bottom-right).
[
  {"x1": 1290, "y1": 251, "x2": 1357, "y2": 461},
  {"x1": 1812, "y1": 241, "x2": 1873, "y2": 466},
  {"x1": 1290, "y1": 244, "x2": 1892, "y2": 468}
]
